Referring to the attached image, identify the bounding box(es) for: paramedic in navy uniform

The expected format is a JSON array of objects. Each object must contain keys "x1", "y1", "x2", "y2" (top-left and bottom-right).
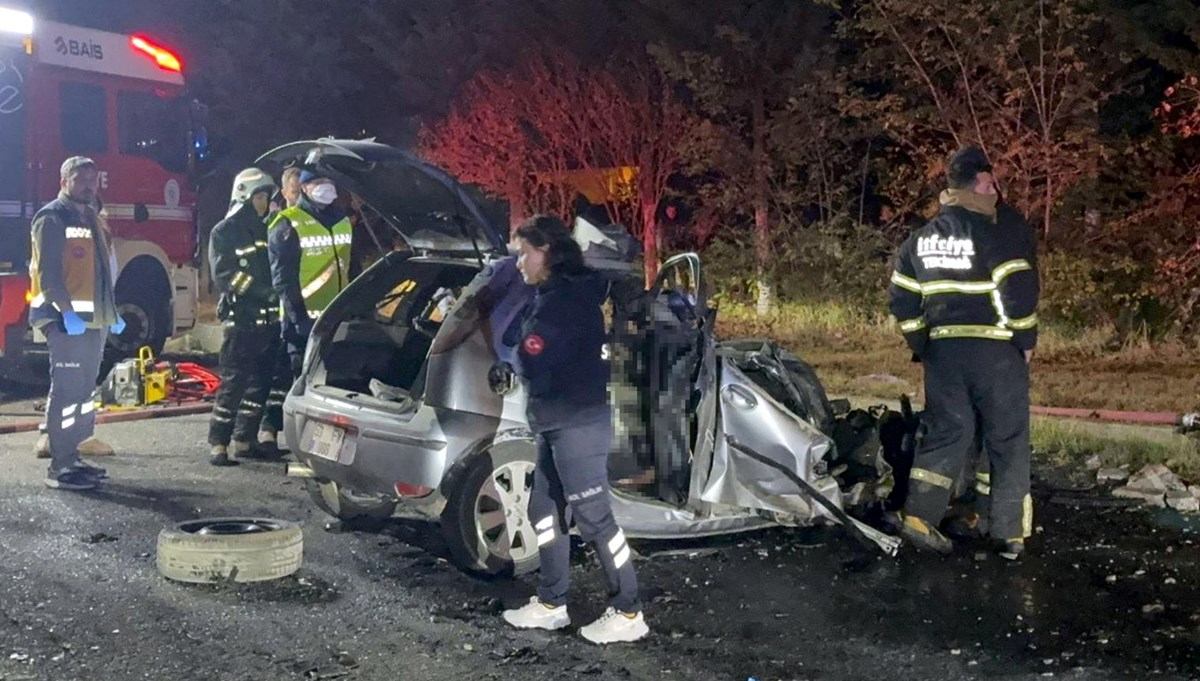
[{"x1": 499, "y1": 215, "x2": 649, "y2": 645}]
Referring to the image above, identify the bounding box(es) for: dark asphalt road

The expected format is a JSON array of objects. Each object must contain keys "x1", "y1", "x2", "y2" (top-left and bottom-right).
[{"x1": 0, "y1": 411, "x2": 1197, "y2": 681}]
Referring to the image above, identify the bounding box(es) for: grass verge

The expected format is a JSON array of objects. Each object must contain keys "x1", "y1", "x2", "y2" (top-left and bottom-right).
[
  {"x1": 1032, "y1": 417, "x2": 1200, "y2": 482},
  {"x1": 716, "y1": 300, "x2": 1200, "y2": 414}
]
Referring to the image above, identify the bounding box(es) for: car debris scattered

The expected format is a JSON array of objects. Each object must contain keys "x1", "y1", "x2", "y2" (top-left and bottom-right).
[{"x1": 1096, "y1": 463, "x2": 1200, "y2": 513}]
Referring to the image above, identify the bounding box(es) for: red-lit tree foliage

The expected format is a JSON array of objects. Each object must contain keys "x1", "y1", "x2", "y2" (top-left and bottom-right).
[{"x1": 420, "y1": 48, "x2": 688, "y2": 284}]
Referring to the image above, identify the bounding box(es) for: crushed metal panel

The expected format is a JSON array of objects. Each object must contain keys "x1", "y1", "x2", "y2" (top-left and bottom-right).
[
  {"x1": 703, "y1": 360, "x2": 842, "y2": 523},
  {"x1": 611, "y1": 490, "x2": 775, "y2": 539}
]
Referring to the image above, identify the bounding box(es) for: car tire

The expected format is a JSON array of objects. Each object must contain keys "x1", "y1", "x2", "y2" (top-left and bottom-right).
[
  {"x1": 156, "y1": 518, "x2": 303, "y2": 584},
  {"x1": 441, "y1": 438, "x2": 540, "y2": 577},
  {"x1": 305, "y1": 479, "x2": 397, "y2": 522}
]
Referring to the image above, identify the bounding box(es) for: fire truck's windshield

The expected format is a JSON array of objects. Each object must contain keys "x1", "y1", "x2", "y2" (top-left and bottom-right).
[{"x1": 117, "y1": 90, "x2": 190, "y2": 174}]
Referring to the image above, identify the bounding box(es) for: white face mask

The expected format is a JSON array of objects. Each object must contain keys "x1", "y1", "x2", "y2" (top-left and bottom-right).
[{"x1": 307, "y1": 183, "x2": 337, "y2": 206}]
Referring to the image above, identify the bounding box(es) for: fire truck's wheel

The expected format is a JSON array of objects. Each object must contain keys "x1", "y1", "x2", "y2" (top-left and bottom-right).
[
  {"x1": 109, "y1": 297, "x2": 165, "y2": 357},
  {"x1": 156, "y1": 518, "x2": 303, "y2": 584}
]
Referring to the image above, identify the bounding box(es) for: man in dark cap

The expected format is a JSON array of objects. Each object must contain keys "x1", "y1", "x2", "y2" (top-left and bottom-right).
[
  {"x1": 266, "y1": 169, "x2": 352, "y2": 378},
  {"x1": 887, "y1": 146, "x2": 1040, "y2": 560},
  {"x1": 29, "y1": 157, "x2": 124, "y2": 489}
]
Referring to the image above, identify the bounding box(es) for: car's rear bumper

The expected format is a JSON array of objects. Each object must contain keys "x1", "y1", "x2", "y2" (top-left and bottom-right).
[{"x1": 282, "y1": 386, "x2": 526, "y2": 502}]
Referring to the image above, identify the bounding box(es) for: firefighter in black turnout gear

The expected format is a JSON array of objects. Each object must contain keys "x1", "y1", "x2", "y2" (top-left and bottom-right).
[
  {"x1": 889, "y1": 147, "x2": 1039, "y2": 560},
  {"x1": 500, "y1": 216, "x2": 649, "y2": 645},
  {"x1": 207, "y1": 168, "x2": 280, "y2": 466}
]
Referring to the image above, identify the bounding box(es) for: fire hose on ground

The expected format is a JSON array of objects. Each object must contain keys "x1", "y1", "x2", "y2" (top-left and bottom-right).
[{"x1": 1029, "y1": 406, "x2": 1200, "y2": 432}]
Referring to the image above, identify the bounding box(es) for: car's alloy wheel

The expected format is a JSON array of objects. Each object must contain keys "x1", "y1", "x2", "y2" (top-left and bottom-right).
[
  {"x1": 442, "y1": 439, "x2": 540, "y2": 577},
  {"x1": 473, "y1": 459, "x2": 538, "y2": 565}
]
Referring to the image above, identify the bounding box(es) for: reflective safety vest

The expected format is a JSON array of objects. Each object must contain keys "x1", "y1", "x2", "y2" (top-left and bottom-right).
[
  {"x1": 270, "y1": 206, "x2": 352, "y2": 318},
  {"x1": 28, "y1": 198, "x2": 118, "y2": 328}
]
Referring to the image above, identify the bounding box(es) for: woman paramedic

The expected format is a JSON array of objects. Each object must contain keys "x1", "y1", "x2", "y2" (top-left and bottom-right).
[{"x1": 499, "y1": 215, "x2": 649, "y2": 645}]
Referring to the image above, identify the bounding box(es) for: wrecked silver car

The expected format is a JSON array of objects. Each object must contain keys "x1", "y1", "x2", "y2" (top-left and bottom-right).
[{"x1": 262, "y1": 139, "x2": 899, "y2": 576}]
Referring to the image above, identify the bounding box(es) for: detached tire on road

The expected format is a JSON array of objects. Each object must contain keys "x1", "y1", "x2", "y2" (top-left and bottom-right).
[
  {"x1": 441, "y1": 439, "x2": 540, "y2": 577},
  {"x1": 156, "y1": 518, "x2": 303, "y2": 584}
]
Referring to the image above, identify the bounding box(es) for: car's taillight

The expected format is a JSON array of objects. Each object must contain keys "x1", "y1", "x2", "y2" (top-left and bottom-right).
[{"x1": 394, "y1": 483, "x2": 434, "y2": 498}]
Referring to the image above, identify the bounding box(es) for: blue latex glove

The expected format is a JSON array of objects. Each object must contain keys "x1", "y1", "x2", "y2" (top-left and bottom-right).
[
  {"x1": 110, "y1": 316, "x2": 126, "y2": 335},
  {"x1": 61, "y1": 311, "x2": 86, "y2": 336}
]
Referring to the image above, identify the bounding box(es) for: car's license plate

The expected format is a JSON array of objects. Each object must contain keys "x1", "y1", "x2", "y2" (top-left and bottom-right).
[{"x1": 306, "y1": 422, "x2": 346, "y2": 461}]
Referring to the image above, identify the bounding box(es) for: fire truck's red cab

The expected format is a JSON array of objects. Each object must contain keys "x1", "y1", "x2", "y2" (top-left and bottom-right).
[{"x1": 0, "y1": 8, "x2": 207, "y2": 379}]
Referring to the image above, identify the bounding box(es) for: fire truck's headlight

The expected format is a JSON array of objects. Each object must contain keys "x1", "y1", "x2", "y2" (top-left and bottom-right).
[{"x1": 0, "y1": 9, "x2": 34, "y2": 36}]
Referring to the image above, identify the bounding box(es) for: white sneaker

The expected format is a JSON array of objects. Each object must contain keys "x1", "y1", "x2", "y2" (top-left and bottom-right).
[
  {"x1": 579, "y1": 608, "x2": 649, "y2": 645},
  {"x1": 502, "y1": 597, "x2": 570, "y2": 631}
]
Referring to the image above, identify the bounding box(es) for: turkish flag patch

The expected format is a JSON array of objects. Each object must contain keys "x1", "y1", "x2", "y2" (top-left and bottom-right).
[{"x1": 523, "y1": 334, "x2": 545, "y2": 356}]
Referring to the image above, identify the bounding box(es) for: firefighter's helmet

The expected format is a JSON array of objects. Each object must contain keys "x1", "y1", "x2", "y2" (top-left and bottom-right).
[{"x1": 226, "y1": 167, "x2": 277, "y2": 217}]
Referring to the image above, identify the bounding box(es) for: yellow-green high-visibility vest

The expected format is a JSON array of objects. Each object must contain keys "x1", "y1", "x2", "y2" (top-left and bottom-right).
[{"x1": 269, "y1": 206, "x2": 352, "y2": 318}]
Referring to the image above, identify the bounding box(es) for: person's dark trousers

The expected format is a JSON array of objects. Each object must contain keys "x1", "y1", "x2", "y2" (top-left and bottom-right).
[
  {"x1": 262, "y1": 339, "x2": 302, "y2": 437},
  {"x1": 208, "y1": 325, "x2": 277, "y2": 447},
  {"x1": 44, "y1": 325, "x2": 107, "y2": 473},
  {"x1": 255, "y1": 336, "x2": 291, "y2": 437},
  {"x1": 903, "y1": 339, "x2": 1032, "y2": 541},
  {"x1": 528, "y1": 419, "x2": 641, "y2": 614}
]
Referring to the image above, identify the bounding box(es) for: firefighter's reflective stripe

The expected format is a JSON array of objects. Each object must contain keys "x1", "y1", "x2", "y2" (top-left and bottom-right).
[
  {"x1": 230, "y1": 272, "x2": 254, "y2": 295},
  {"x1": 929, "y1": 325, "x2": 1014, "y2": 341},
  {"x1": 1022, "y1": 494, "x2": 1034, "y2": 538},
  {"x1": 990, "y1": 288, "x2": 1009, "y2": 327},
  {"x1": 64, "y1": 226, "x2": 93, "y2": 239},
  {"x1": 234, "y1": 245, "x2": 258, "y2": 256},
  {"x1": 910, "y1": 467, "x2": 954, "y2": 489},
  {"x1": 898, "y1": 317, "x2": 926, "y2": 333},
  {"x1": 992, "y1": 259, "x2": 1032, "y2": 283},
  {"x1": 974, "y1": 473, "x2": 992, "y2": 496},
  {"x1": 990, "y1": 259, "x2": 1034, "y2": 328},
  {"x1": 1009, "y1": 313, "x2": 1038, "y2": 330},
  {"x1": 921, "y1": 280, "x2": 996, "y2": 295},
  {"x1": 890, "y1": 271, "x2": 922, "y2": 293},
  {"x1": 29, "y1": 293, "x2": 96, "y2": 313}
]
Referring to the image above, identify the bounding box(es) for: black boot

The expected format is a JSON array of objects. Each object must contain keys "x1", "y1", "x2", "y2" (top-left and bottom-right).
[{"x1": 209, "y1": 445, "x2": 239, "y2": 467}]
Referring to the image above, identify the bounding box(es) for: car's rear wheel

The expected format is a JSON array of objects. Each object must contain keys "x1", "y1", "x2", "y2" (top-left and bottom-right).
[
  {"x1": 441, "y1": 439, "x2": 540, "y2": 577},
  {"x1": 305, "y1": 479, "x2": 397, "y2": 522}
]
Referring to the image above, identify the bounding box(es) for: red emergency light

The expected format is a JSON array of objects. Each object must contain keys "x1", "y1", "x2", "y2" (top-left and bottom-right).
[{"x1": 130, "y1": 35, "x2": 182, "y2": 73}]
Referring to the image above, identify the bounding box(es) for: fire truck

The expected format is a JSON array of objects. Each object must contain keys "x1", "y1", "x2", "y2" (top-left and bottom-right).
[{"x1": 0, "y1": 7, "x2": 208, "y2": 380}]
